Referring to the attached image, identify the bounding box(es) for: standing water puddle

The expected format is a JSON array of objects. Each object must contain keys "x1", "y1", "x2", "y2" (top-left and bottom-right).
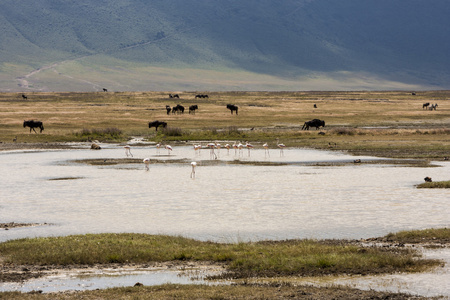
[
  {"x1": 1, "y1": 143, "x2": 449, "y2": 296},
  {"x1": 0, "y1": 264, "x2": 226, "y2": 293}
]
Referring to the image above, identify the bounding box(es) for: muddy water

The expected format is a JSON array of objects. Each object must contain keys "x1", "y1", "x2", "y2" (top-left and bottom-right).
[
  {"x1": 0, "y1": 265, "x2": 225, "y2": 293},
  {"x1": 1, "y1": 143, "x2": 449, "y2": 296},
  {"x1": 1, "y1": 144, "x2": 449, "y2": 243}
]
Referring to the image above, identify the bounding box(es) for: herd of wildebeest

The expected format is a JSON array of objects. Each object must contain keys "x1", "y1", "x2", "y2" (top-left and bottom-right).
[{"x1": 20, "y1": 93, "x2": 439, "y2": 135}]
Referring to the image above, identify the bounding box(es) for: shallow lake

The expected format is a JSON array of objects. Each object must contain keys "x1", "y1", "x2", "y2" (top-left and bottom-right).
[
  {"x1": 1, "y1": 143, "x2": 449, "y2": 243},
  {"x1": 1, "y1": 143, "x2": 449, "y2": 296}
]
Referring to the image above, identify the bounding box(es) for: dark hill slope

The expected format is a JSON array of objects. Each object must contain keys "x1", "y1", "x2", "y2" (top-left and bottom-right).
[{"x1": 1, "y1": 0, "x2": 450, "y2": 91}]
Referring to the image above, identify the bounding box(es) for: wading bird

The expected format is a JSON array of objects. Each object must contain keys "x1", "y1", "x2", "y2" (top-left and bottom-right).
[
  {"x1": 193, "y1": 144, "x2": 202, "y2": 155},
  {"x1": 190, "y1": 161, "x2": 197, "y2": 178},
  {"x1": 156, "y1": 143, "x2": 161, "y2": 155},
  {"x1": 276, "y1": 139, "x2": 286, "y2": 156},
  {"x1": 143, "y1": 158, "x2": 150, "y2": 171},
  {"x1": 233, "y1": 141, "x2": 238, "y2": 155},
  {"x1": 263, "y1": 142, "x2": 270, "y2": 157},
  {"x1": 245, "y1": 141, "x2": 254, "y2": 156},
  {"x1": 237, "y1": 141, "x2": 244, "y2": 156},
  {"x1": 207, "y1": 143, "x2": 217, "y2": 160},
  {"x1": 124, "y1": 145, "x2": 133, "y2": 157},
  {"x1": 165, "y1": 145, "x2": 173, "y2": 155}
]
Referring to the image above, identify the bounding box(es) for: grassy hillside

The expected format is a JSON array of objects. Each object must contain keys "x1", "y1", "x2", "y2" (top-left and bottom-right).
[{"x1": 1, "y1": 0, "x2": 450, "y2": 91}]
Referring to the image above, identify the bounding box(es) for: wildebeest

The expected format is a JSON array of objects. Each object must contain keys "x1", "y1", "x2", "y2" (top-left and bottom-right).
[
  {"x1": 424, "y1": 176, "x2": 432, "y2": 182},
  {"x1": 23, "y1": 120, "x2": 44, "y2": 133},
  {"x1": 423, "y1": 102, "x2": 430, "y2": 109},
  {"x1": 429, "y1": 103, "x2": 438, "y2": 110},
  {"x1": 22, "y1": 94, "x2": 27, "y2": 100},
  {"x1": 172, "y1": 104, "x2": 184, "y2": 114},
  {"x1": 189, "y1": 105, "x2": 198, "y2": 114},
  {"x1": 302, "y1": 119, "x2": 325, "y2": 130},
  {"x1": 195, "y1": 94, "x2": 208, "y2": 99},
  {"x1": 169, "y1": 94, "x2": 180, "y2": 98},
  {"x1": 226, "y1": 104, "x2": 238, "y2": 115},
  {"x1": 103, "y1": 88, "x2": 108, "y2": 92},
  {"x1": 166, "y1": 105, "x2": 172, "y2": 115},
  {"x1": 148, "y1": 120, "x2": 167, "y2": 131}
]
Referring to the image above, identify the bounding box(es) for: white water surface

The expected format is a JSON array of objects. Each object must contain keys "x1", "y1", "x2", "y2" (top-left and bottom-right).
[
  {"x1": 1, "y1": 144, "x2": 449, "y2": 243},
  {"x1": 1, "y1": 143, "x2": 449, "y2": 296}
]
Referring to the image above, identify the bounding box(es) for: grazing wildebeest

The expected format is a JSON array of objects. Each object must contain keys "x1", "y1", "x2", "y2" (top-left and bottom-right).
[
  {"x1": 429, "y1": 103, "x2": 438, "y2": 110},
  {"x1": 22, "y1": 94, "x2": 27, "y2": 100},
  {"x1": 23, "y1": 120, "x2": 44, "y2": 133},
  {"x1": 148, "y1": 120, "x2": 167, "y2": 131},
  {"x1": 314, "y1": 104, "x2": 317, "y2": 108},
  {"x1": 423, "y1": 102, "x2": 430, "y2": 109},
  {"x1": 195, "y1": 94, "x2": 208, "y2": 98},
  {"x1": 302, "y1": 119, "x2": 325, "y2": 130},
  {"x1": 173, "y1": 104, "x2": 184, "y2": 114},
  {"x1": 226, "y1": 104, "x2": 238, "y2": 115},
  {"x1": 169, "y1": 94, "x2": 180, "y2": 98},
  {"x1": 166, "y1": 105, "x2": 172, "y2": 115},
  {"x1": 424, "y1": 176, "x2": 432, "y2": 182},
  {"x1": 103, "y1": 88, "x2": 108, "y2": 92},
  {"x1": 189, "y1": 105, "x2": 198, "y2": 114}
]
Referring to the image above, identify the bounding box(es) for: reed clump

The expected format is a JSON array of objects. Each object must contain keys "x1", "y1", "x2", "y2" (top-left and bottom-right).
[{"x1": 0, "y1": 234, "x2": 440, "y2": 278}]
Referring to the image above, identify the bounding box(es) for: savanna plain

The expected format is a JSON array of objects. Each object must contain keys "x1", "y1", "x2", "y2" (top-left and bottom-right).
[{"x1": 0, "y1": 90, "x2": 449, "y2": 299}]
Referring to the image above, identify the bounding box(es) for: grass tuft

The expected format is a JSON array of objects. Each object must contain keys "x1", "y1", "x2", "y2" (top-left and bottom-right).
[
  {"x1": 0, "y1": 233, "x2": 441, "y2": 278},
  {"x1": 417, "y1": 180, "x2": 450, "y2": 189}
]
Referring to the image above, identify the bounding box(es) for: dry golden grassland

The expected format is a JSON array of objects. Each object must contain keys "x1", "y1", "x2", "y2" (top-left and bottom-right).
[{"x1": 0, "y1": 91, "x2": 449, "y2": 158}]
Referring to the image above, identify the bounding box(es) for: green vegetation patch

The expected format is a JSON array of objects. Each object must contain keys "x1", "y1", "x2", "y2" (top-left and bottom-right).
[
  {"x1": 417, "y1": 180, "x2": 450, "y2": 189},
  {"x1": 383, "y1": 228, "x2": 450, "y2": 244},
  {"x1": 0, "y1": 233, "x2": 439, "y2": 278}
]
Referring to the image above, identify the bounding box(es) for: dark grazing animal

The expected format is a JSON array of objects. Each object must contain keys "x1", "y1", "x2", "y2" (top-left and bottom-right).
[
  {"x1": 302, "y1": 119, "x2": 325, "y2": 130},
  {"x1": 172, "y1": 104, "x2": 184, "y2": 114},
  {"x1": 22, "y1": 94, "x2": 28, "y2": 100},
  {"x1": 423, "y1": 102, "x2": 430, "y2": 109},
  {"x1": 23, "y1": 120, "x2": 44, "y2": 133},
  {"x1": 166, "y1": 105, "x2": 172, "y2": 115},
  {"x1": 195, "y1": 94, "x2": 208, "y2": 99},
  {"x1": 189, "y1": 105, "x2": 198, "y2": 114},
  {"x1": 148, "y1": 120, "x2": 167, "y2": 131},
  {"x1": 424, "y1": 176, "x2": 432, "y2": 182},
  {"x1": 429, "y1": 103, "x2": 438, "y2": 110},
  {"x1": 169, "y1": 94, "x2": 180, "y2": 98},
  {"x1": 103, "y1": 88, "x2": 108, "y2": 92},
  {"x1": 226, "y1": 104, "x2": 238, "y2": 115}
]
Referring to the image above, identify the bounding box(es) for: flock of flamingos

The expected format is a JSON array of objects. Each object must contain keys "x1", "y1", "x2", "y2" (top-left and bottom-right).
[{"x1": 122, "y1": 140, "x2": 287, "y2": 178}]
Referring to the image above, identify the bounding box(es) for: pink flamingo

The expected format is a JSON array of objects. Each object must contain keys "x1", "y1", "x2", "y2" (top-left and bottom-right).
[
  {"x1": 245, "y1": 141, "x2": 254, "y2": 156},
  {"x1": 143, "y1": 158, "x2": 150, "y2": 171},
  {"x1": 194, "y1": 144, "x2": 202, "y2": 155},
  {"x1": 233, "y1": 141, "x2": 238, "y2": 155},
  {"x1": 237, "y1": 141, "x2": 244, "y2": 156},
  {"x1": 124, "y1": 145, "x2": 133, "y2": 157},
  {"x1": 207, "y1": 143, "x2": 217, "y2": 160},
  {"x1": 263, "y1": 142, "x2": 270, "y2": 157},
  {"x1": 165, "y1": 145, "x2": 173, "y2": 155},
  {"x1": 190, "y1": 161, "x2": 197, "y2": 179},
  {"x1": 156, "y1": 143, "x2": 161, "y2": 155},
  {"x1": 276, "y1": 139, "x2": 286, "y2": 156}
]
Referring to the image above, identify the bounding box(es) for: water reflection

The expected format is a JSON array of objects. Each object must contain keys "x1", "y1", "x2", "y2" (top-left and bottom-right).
[{"x1": 1, "y1": 144, "x2": 449, "y2": 243}]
